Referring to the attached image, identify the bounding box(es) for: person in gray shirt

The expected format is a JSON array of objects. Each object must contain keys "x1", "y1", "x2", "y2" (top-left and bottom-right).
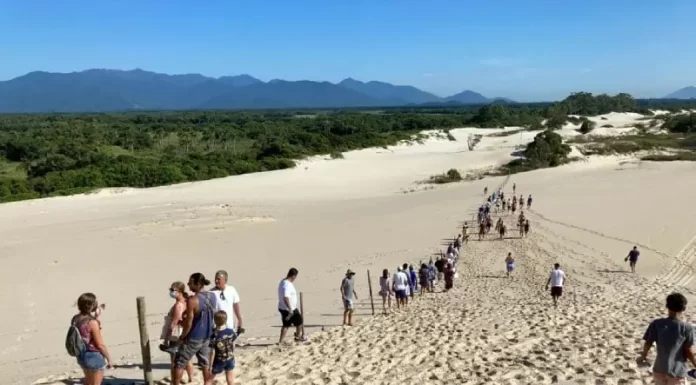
[
  {"x1": 340, "y1": 270, "x2": 358, "y2": 326},
  {"x1": 638, "y1": 292, "x2": 696, "y2": 384}
]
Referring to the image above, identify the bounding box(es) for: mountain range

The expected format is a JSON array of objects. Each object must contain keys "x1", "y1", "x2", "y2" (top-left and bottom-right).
[
  {"x1": 0, "y1": 69, "x2": 692, "y2": 113},
  {"x1": 664, "y1": 86, "x2": 696, "y2": 100},
  {"x1": 0, "y1": 69, "x2": 507, "y2": 113}
]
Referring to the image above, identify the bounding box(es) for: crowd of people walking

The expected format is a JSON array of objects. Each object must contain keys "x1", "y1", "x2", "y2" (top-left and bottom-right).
[{"x1": 66, "y1": 180, "x2": 687, "y2": 385}]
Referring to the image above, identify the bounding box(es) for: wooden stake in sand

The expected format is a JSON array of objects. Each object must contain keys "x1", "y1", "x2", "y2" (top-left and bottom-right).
[
  {"x1": 299, "y1": 292, "x2": 304, "y2": 318},
  {"x1": 367, "y1": 269, "x2": 375, "y2": 316},
  {"x1": 136, "y1": 297, "x2": 154, "y2": 385}
]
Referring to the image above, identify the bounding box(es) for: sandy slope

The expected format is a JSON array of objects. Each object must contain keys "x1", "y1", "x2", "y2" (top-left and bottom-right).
[{"x1": 4, "y1": 113, "x2": 696, "y2": 385}]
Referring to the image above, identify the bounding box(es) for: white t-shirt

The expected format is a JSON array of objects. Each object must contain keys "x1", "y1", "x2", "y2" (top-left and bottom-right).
[
  {"x1": 393, "y1": 271, "x2": 409, "y2": 291},
  {"x1": 549, "y1": 269, "x2": 566, "y2": 287},
  {"x1": 278, "y1": 279, "x2": 298, "y2": 311},
  {"x1": 212, "y1": 285, "x2": 240, "y2": 329}
]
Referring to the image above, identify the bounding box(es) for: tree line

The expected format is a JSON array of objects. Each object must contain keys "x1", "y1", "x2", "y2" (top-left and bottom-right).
[{"x1": 0, "y1": 93, "x2": 695, "y2": 202}]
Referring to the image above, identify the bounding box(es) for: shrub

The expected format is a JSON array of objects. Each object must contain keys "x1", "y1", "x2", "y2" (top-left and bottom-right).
[
  {"x1": 427, "y1": 168, "x2": 463, "y2": 184},
  {"x1": 330, "y1": 151, "x2": 344, "y2": 159},
  {"x1": 579, "y1": 120, "x2": 596, "y2": 134}
]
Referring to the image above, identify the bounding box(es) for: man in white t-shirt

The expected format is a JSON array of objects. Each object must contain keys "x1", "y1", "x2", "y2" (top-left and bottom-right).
[
  {"x1": 545, "y1": 263, "x2": 567, "y2": 307},
  {"x1": 211, "y1": 270, "x2": 243, "y2": 333},
  {"x1": 392, "y1": 267, "x2": 409, "y2": 309},
  {"x1": 278, "y1": 268, "x2": 305, "y2": 344}
]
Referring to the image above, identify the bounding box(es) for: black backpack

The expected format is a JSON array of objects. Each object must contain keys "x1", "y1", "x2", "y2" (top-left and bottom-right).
[{"x1": 65, "y1": 316, "x2": 93, "y2": 357}]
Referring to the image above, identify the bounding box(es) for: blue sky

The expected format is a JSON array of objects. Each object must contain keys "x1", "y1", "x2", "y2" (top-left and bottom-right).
[{"x1": 1, "y1": 0, "x2": 694, "y2": 101}]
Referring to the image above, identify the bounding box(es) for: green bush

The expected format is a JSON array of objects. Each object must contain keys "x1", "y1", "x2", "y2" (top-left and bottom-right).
[
  {"x1": 427, "y1": 168, "x2": 463, "y2": 184},
  {"x1": 579, "y1": 120, "x2": 596, "y2": 134}
]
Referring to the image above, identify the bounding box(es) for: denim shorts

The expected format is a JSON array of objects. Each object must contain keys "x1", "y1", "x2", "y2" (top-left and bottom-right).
[
  {"x1": 211, "y1": 358, "x2": 236, "y2": 375},
  {"x1": 78, "y1": 351, "x2": 107, "y2": 371}
]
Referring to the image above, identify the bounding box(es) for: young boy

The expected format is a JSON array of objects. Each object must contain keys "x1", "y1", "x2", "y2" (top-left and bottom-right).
[
  {"x1": 205, "y1": 311, "x2": 237, "y2": 385},
  {"x1": 638, "y1": 292, "x2": 696, "y2": 385}
]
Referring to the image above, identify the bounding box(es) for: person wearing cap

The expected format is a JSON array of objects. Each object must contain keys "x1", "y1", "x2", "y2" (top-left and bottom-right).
[
  {"x1": 341, "y1": 269, "x2": 358, "y2": 326},
  {"x1": 212, "y1": 270, "x2": 243, "y2": 334}
]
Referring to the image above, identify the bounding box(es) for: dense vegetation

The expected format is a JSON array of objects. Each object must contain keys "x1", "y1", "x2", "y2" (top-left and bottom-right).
[{"x1": 0, "y1": 92, "x2": 695, "y2": 203}]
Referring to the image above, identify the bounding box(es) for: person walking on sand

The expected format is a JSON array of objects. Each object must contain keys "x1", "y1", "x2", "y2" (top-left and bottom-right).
[
  {"x1": 204, "y1": 311, "x2": 238, "y2": 385},
  {"x1": 519, "y1": 194, "x2": 524, "y2": 209},
  {"x1": 212, "y1": 271, "x2": 243, "y2": 335},
  {"x1": 419, "y1": 263, "x2": 430, "y2": 295},
  {"x1": 278, "y1": 268, "x2": 306, "y2": 344},
  {"x1": 499, "y1": 221, "x2": 507, "y2": 240},
  {"x1": 462, "y1": 222, "x2": 470, "y2": 243},
  {"x1": 341, "y1": 270, "x2": 358, "y2": 326},
  {"x1": 527, "y1": 194, "x2": 533, "y2": 209},
  {"x1": 67, "y1": 293, "x2": 114, "y2": 385},
  {"x1": 545, "y1": 264, "x2": 566, "y2": 308},
  {"x1": 625, "y1": 246, "x2": 640, "y2": 273},
  {"x1": 428, "y1": 259, "x2": 437, "y2": 289},
  {"x1": 409, "y1": 264, "x2": 418, "y2": 296},
  {"x1": 444, "y1": 262, "x2": 455, "y2": 291},
  {"x1": 173, "y1": 273, "x2": 218, "y2": 385},
  {"x1": 513, "y1": 183, "x2": 516, "y2": 194},
  {"x1": 478, "y1": 220, "x2": 486, "y2": 241},
  {"x1": 160, "y1": 282, "x2": 194, "y2": 383},
  {"x1": 524, "y1": 219, "x2": 530, "y2": 237},
  {"x1": 637, "y1": 292, "x2": 696, "y2": 385},
  {"x1": 379, "y1": 269, "x2": 393, "y2": 314},
  {"x1": 484, "y1": 186, "x2": 488, "y2": 196},
  {"x1": 505, "y1": 252, "x2": 515, "y2": 278},
  {"x1": 392, "y1": 267, "x2": 409, "y2": 309}
]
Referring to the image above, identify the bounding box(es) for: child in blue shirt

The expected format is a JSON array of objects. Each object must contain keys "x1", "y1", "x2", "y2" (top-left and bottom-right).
[{"x1": 206, "y1": 311, "x2": 237, "y2": 385}]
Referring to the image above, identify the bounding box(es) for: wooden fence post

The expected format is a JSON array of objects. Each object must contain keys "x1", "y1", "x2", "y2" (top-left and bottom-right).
[
  {"x1": 299, "y1": 292, "x2": 304, "y2": 318},
  {"x1": 136, "y1": 297, "x2": 153, "y2": 385},
  {"x1": 367, "y1": 269, "x2": 375, "y2": 316}
]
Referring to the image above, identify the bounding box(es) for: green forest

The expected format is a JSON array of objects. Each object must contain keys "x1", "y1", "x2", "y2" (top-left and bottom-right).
[{"x1": 1, "y1": 93, "x2": 695, "y2": 202}]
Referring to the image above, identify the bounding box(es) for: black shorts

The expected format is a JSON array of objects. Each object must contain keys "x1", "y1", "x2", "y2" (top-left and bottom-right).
[
  {"x1": 550, "y1": 286, "x2": 563, "y2": 297},
  {"x1": 278, "y1": 309, "x2": 303, "y2": 327}
]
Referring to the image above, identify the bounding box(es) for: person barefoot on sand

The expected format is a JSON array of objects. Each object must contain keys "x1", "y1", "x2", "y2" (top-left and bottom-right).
[
  {"x1": 462, "y1": 222, "x2": 470, "y2": 244},
  {"x1": 379, "y1": 269, "x2": 392, "y2": 314},
  {"x1": 505, "y1": 253, "x2": 515, "y2": 278},
  {"x1": 507, "y1": 198, "x2": 512, "y2": 214},
  {"x1": 278, "y1": 268, "x2": 306, "y2": 344},
  {"x1": 527, "y1": 194, "x2": 533, "y2": 209},
  {"x1": 625, "y1": 246, "x2": 640, "y2": 273},
  {"x1": 68, "y1": 293, "x2": 114, "y2": 385},
  {"x1": 484, "y1": 186, "x2": 488, "y2": 196},
  {"x1": 512, "y1": 199, "x2": 517, "y2": 215},
  {"x1": 513, "y1": 183, "x2": 516, "y2": 194},
  {"x1": 173, "y1": 273, "x2": 218, "y2": 385},
  {"x1": 545, "y1": 263, "x2": 566, "y2": 308},
  {"x1": 519, "y1": 194, "x2": 524, "y2": 209},
  {"x1": 637, "y1": 292, "x2": 696, "y2": 385},
  {"x1": 499, "y1": 221, "x2": 507, "y2": 240},
  {"x1": 341, "y1": 270, "x2": 358, "y2": 326}
]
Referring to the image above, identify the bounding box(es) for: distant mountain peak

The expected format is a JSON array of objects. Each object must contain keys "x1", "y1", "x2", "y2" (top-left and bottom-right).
[{"x1": 664, "y1": 86, "x2": 696, "y2": 99}]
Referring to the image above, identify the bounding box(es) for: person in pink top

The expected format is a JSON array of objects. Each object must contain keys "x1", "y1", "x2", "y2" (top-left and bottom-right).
[
  {"x1": 70, "y1": 293, "x2": 114, "y2": 385},
  {"x1": 160, "y1": 281, "x2": 194, "y2": 383}
]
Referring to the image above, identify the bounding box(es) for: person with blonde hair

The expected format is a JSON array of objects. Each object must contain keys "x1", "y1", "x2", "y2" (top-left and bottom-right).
[
  {"x1": 204, "y1": 311, "x2": 238, "y2": 385},
  {"x1": 68, "y1": 293, "x2": 114, "y2": 385},
  {"x1": 160, "y1": 281, "x2": 194, "y2": 383}
]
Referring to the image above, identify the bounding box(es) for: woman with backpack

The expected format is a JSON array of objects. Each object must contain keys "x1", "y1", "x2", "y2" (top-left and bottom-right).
[{"x1": 67, "y1": 293, "x2": 113, "y2": 385}]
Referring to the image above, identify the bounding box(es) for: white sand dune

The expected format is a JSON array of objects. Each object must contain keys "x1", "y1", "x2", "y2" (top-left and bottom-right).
[{"x1": 4, "y1": 113, "x2": 696, "y2": 385}]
